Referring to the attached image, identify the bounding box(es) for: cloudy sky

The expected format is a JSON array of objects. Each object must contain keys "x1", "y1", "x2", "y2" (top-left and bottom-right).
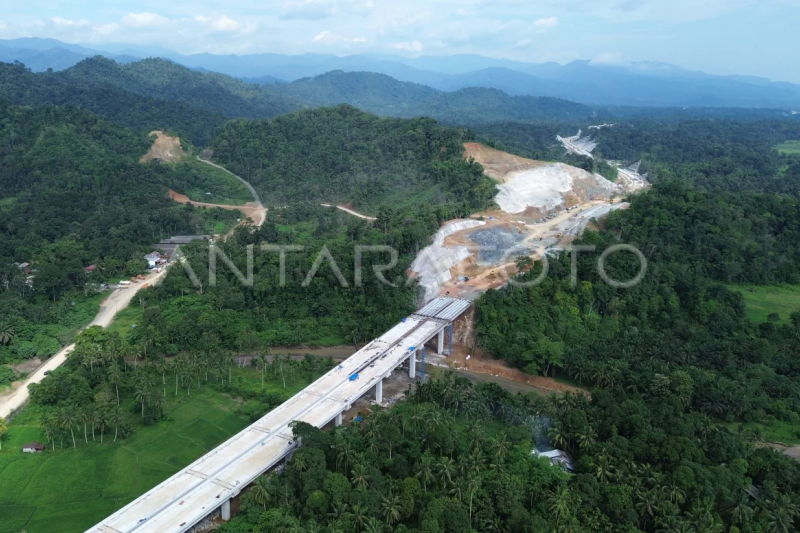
[{"x1": 0, "y1": 0, "x2": 797, "y2": 82}]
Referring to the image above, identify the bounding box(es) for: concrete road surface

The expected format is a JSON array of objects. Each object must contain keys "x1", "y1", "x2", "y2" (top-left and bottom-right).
[{"x1": 0, "y1": 267, "x2": 169, "y2": 419}]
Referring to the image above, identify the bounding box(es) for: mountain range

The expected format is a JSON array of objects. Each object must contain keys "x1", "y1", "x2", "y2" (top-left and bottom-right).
[{"x1": 2, "y1": 38, "x2": 800, "y2": 110}]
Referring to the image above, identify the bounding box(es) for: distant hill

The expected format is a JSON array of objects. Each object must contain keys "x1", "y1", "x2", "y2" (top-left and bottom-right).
[
  {"x1": 1, "y1": 38, "x2": 799, "y2": 109},
  {"x1": 61, "y1": 57, "x2": 299, "y2": 120},
  {"x1": 0, "y1": 61, "x2": 228, "y2": 145},
  {"x1": 276, "y1": 71, "x2": 593, "y2": 123}
]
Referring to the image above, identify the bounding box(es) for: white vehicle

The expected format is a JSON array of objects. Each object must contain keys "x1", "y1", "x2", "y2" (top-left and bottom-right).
[{"x1": 119, "y1": 280, "x2": 131, "y2": 286}]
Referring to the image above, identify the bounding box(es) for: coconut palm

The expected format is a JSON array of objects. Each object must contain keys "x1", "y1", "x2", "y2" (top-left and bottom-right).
[
  {"x1": 111, "y1": 408, "x2": 123, "y2": 442},
  {"x1": 350, "y1": 464, "x2": 370, "y2": 491},
  {"x1": 134, "y1": 379, "x2": 151, "y2": 419},
  {"x1": 107, "y1": 364, "x2": 123, "y2": 406},
  {"x1": 436, "y1": 457, "x2": 456, "y2": 488},
  {"x1": 97, "y1": 407, "x2": 110, "y2": 443},
  {"x1": 380, "y1": 493, "x2": 402, "y2": 525},
  {"x1": 0, "y1": 321, "x2": 15, "y2": 345},
  {"x1": 415, "y1": 453, "x2": 435, "y2": 493},
  {"x1": 249, "y1": 475, "x2": 271, "y2": 510},
  {"x1": 58, "y1": 407, "x2": 78, "y2": 448}
]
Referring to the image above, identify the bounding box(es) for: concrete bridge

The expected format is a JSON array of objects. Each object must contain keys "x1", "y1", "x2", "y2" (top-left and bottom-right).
[{"x1": 87, "y1": 297, "x2": 471, "y2": 533}]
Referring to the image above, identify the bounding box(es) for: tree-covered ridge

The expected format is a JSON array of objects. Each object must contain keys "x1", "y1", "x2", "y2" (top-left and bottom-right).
[
  {"x1": 477, "y1": 180, "x2": 800, "y2": 433},
  {"x1": 61, "y1": 57, "x2": 300, "y2": 121},
  {"x1": 0, "y1": 102, "x2": 238, "y2": 363},
  {"x1": 210, "y1": 105, "x2": 496, "y2": 214},
  {"x1": 591, "y1": 119, "x2": 800, "y2": 192},
  {"x1": 133, "y1": 201, "x2": 450, "y2": 353},
  {"x1": 216, "y1": 373, "x2": 800, "y2": 533},
  {"x1": 276, "y1": 70, "x2": 594, "y2": 124},
  {"x1": 0, "y1": 61, "x2": 228, "y2": 146}
]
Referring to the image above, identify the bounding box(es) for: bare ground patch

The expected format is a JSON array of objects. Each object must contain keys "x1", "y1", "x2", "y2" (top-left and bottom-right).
[{"x1": 140, "y1": 131, "x2": 185, "y2": 163}]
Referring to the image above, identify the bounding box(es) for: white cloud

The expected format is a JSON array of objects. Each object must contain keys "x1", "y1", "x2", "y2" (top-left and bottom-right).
[
  {"x1": 534, "y1": 16, "x2": 558, "y2": 29},
  {"x1": 51, "y1": 17, "x2": 89, "y2": 27},
  {"x1": 92, "y1": 23, "x2": 118, "y2": 37},
  {"x1": 195, "y1": 15, "x2": 252, "y2": 33},
  {"x1": 121, "y1": 12, "x2": 170, "y2": 28},
  {"x1": 590, "y1": 52, "x2": 626, "y2": 65},
  {"x1": 392, "y1": 40, "x2": 423, "y2": 52},
  {"x1": 312, "y1": 30, "x2": 330, "y2": 42},
  {"x1": 281, "y1": 0, "x2": 337, "y2": 20},
  {"x1": 0, "y1": 20, "x2": 7, "y2": 30}
]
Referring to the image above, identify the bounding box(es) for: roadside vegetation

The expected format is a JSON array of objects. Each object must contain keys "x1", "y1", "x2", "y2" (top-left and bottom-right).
[
  {"x1": 0, "y1": 325, "x2": 332, "y2": 533},
  {"x1": 219, "y1": 373, "x2": 800, "y2": 533}
]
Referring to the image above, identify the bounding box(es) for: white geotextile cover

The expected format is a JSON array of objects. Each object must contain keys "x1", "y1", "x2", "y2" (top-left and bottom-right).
[
  {"x1": 411, "y1": 219, "x2": 486, "y2": 303},
  {"x1": 494, "y1": 164, "x2": 575, "y2": 214}
]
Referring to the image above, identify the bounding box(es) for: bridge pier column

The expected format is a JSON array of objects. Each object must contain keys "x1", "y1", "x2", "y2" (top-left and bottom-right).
[
  {"x1": 221, "y1": 499, "x2": 231, "y2": 521},
  {"x1": 409, "y1": 351, "x2": 416, "y2": 379},
  {"x1": 437, "y1": 328, "x2": 445, "y2": 354},
  {"x1": 335, "y1": 412, "x2": 343, "y2": 426},
  {"x1": 375, "y1": 379, "x2": 383, "y2": 404}
]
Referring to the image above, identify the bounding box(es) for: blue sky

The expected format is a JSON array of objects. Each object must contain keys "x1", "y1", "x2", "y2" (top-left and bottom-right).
[{"x1": 1, "y1": 0, "x2": 798, "y2": 82}]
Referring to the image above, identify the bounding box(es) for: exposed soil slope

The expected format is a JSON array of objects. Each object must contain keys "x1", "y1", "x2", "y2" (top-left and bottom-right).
[
  {"x1": 168, "y1": 189, "x2": 266, "y2": 227},
  {"x1": 140, "y1": 130, "x2": 185, "y2": 162}
]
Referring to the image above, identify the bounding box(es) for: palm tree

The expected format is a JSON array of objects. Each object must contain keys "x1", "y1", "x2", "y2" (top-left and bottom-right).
[
  {"x1": 0, "y1": 321, "x2": 15, "y2": 345},
  {"x1": 364, "y1": 518, "x2": 383, "y2": 533},
  {"x1": 436, "y1": 457, "x2": 456, "y2": 488},
  {"x1": 467, "y1": 475, "x2": 481, "y2": 522},
  {"x1": 547, "y1": 486, "x2": 572, "y2": 525},
  {"x1": 348, "y1": 503, "x2": 368, "y2": 533},
  {"x1": 728, "y1": 493, "x2": 753, "y2": 527},
  {"x1": 134, "y1": 379, "x2": 151, "y2": 420},
  {"x1": 58, "y1": 407, "x2": 78, "y2": 448},
  {"x1": 415, "y1": 453, "x2": 435, "y2": 493},
  {"x1": 380, "y1": 493, "x2": 402, "y2": 525},
  {"x1": 249, "y1": 476, "x2": 271, "y2": 510},
  {"x1": 577, "y1": 426, "x2": 597, "y2": 451},
  {"x1": 97, "y1": 407, "x2": 110, "y2": 443},
  {"x1": 111, "y1": 408, "x2": 123, "y2": 442},
  {"x1": 41, "y1": 414, "x2": 56, "y2": 451},
  {"x1": 350, "y1": 464, "x2": 370, "y2": 491},
  {"x1": 155, "y1": 360, "x2": 169, "y2": 397},
  {"x1": 107, "y1": 364, "x2": 123, "y2": 406}
]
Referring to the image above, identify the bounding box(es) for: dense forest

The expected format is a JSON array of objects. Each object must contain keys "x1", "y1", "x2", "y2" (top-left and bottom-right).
[
  {"x1": 0, "y1": 61, "x2": 228, "y2": 146},
  {"x1": 0, "y1": 102, "x2": 237, "y2": 364},
  {"x1": 210, "y1": 105, "x2": 496, "y2": 213},
  {"x1": 3, "y1": 50, "x2": 800, "y2": 533},
  {"x1": 590, "y1": 119, "x2": 800, "y2": 192},
  {"x1": 216, "y1": 373, "x2": 800, "y2": 533}
]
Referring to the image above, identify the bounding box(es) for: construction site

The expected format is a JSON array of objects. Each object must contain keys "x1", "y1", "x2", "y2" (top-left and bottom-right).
[{"x1": 410, "y1": 141, "x2": 649, "y2": 302}]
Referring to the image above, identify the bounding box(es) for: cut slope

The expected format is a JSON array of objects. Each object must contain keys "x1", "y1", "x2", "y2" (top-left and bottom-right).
[
  {"x1": 140, "y1": 130, "x2": 185, "y2": 162},
  {"x1": 463, "y1": 142, "x2": 620, "y2": 215}
]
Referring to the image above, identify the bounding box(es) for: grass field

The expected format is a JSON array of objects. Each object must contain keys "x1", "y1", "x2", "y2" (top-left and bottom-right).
[
  {"x1": 725, "y1": 419, "x2": 800, "y2": 445},
  {"x1": 776, "y1": 140, "x2": 800, "y2": 155},
  {"x1": 178, "y1": 158, "x2": 253, "y2": 206},
  {"x1": 727, "y1": 284, "x2": 800, "y2": 324},
  {"x1": 0, "y1": 366, "x2": 318, "y2": 533}
]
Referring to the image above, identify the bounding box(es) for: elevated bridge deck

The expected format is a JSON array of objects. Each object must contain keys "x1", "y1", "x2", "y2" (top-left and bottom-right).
[{"x1": 87, "y1": 297, "x2": 470, "y2": 533}]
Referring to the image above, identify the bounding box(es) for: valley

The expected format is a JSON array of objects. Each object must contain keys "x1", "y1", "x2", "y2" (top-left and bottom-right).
[{"x1": 1, "y1": 38, "x2": 800, "y2": 533}]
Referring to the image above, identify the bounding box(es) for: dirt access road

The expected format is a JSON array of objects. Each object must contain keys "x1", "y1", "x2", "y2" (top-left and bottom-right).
[
  {"x1": 0, "y1": 268, "x2": 170, "y2": 419},
  {"x1": 170, "y1": 157, "x2": 268, "y2": 227},
  {"x1": 320, "y1": 203, "x2": 377, "y2": 221}
]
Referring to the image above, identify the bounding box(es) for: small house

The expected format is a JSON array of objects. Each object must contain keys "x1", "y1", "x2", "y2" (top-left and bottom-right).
[
  {"x1": 532, "y1": 449, "x2": 574, "y2": 472},
  {"x1": 84, "y1": 265, "x2": 97, "y2": 274},
  {"x1": 22, "y1": 442, "x2": 45, "y2": 453},
  {"x1": 144, "y1": 252, "x2": 162, "y2": 268}
]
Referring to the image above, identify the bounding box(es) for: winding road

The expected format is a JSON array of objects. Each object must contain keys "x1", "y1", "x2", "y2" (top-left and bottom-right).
[{"x1": 0, "y1": 268, "x2": 170, "y2": 419}]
